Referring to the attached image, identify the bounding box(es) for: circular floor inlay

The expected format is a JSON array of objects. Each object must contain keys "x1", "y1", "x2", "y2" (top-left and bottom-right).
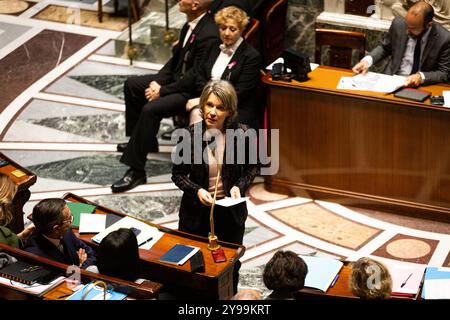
[
  {"x1": 386, "y1": 239, "x2": 431, "y2": 259},
  {"x1": 0, "y1": 0, "x2": 29, "y2": 14}
]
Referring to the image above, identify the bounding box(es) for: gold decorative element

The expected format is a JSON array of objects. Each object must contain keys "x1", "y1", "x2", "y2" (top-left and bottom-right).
[
  {"x1": 81, "y1": 281, "x2": 107, "y2": 300},
  {"x1": 163, "y1": 29, "x2": 177, "y2": 45},
  {"x1": 124, "y1": 43, "x2": 138, "y2": 61},
  {"x1": 207, "y1": 163, "x2": 222, "y2": 251}
]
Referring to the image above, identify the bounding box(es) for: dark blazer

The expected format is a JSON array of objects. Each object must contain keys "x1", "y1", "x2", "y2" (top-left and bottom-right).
[
  {"x1": 370, "y1": 16, "x2": 450, "y2": 85},
  {"x1": 24, "y1": 230, "x2": 96, "y2": 269},
  {"x1": 170, "y1": 39, "x2": 262, "y2": 129},
  {"x1": 159, "y1": 13, "x2": 220, "y2": 96},
  {"x1": 196, "y1": 40, "x2": 262, "y2": 129},
  {"x1": 172, "y1": 122, "x2": 259, "y2": 244}
]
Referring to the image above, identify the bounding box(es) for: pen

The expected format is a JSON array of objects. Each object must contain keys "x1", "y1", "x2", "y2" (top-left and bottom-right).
[
  {"x1": 139, "y1": 237, "x2": 153, "y2": 247},
  {"x1": 330, "y1": 274, "x2": 339, "y2": 288},
  {"x1": 57, "y1": 293, "x2": 72, "y2": 299},
  {"x1": 400, "y1": 273, "x2": 413, "y2": 288}
]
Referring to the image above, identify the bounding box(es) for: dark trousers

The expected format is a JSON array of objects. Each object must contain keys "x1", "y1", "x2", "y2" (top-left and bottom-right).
[{"x1": 121, "y1": 75, "x2": 190, "y2": 171}]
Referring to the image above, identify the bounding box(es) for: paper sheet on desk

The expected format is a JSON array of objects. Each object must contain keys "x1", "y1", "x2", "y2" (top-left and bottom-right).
[
  {"x1": 424, "y1": 279, "x2": 450, "y2": 299},
  {"x1": 215, "y1": 197, "x2": 249, "y2": 207},
  {"x1": 139, "y1": 232, "x2": 164, "y2": 250},
  {"x1": 337, "y1": 72, "x2": 406, "y2": 93},
  {"x1": 443, "y1": 91, "x2": 450, "y2": 107},
  {"x1": 92, "y1": 216, "x2": 163, "y2": 248}
]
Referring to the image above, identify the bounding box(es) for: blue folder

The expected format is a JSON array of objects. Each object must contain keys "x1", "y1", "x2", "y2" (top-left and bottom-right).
[{"x1": 421, "y1": 267, "x2": 450, "y2": 299}]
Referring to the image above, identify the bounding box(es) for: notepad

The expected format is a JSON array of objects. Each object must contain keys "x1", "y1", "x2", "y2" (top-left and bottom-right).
[
  {"x1": 421, "y1": 267, "x2": 450, "y2": 299},
  {"x1": 299, "y1": 255, "x2": 344, "y2": 292},
  {"x1": 382, "y1": 260, "x2": 425, "y2": 297},
  {"x1": 159, "y1": 244, "x2": 200, "y2": 266},
  {"x1": 78, "y1": 214, "x2": 107, "y2": 234},
  {"x1": 66, "y1": 202, "x2": 96, "y2": 228}
]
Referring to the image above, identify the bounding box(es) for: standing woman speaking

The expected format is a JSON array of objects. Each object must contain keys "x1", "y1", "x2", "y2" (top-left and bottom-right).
[{"x1": 172, "y1": 80, "x2": 259, "y2": 294}]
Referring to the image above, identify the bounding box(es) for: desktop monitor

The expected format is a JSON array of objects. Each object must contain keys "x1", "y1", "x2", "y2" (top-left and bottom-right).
[{"x1": 282, "y1": 48, "x2": 311, "y2": 82}]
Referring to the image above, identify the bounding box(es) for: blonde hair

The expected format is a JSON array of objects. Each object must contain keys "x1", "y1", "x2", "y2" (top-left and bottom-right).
[
  {"x1": 349, "y1": 257, "x2": 392, "y2": 299},
  {"x1": 199, "y1": 80, "x2": 238, "y2": 128},
  {"x1": 215, "y1": 5, "x2": 249, "y2": 31},
  {"x1": 0, "y1": 172, "x2": 18, "y2": 226}
]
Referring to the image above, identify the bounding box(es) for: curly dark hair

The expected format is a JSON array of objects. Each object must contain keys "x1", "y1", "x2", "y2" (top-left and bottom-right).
[{"x1": 263, "y1": 250, "x2": 308, "y2": 292}]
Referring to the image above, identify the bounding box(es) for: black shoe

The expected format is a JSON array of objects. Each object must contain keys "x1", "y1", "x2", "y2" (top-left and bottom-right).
[
  {"x1": 111, "y1": 169, "x2": 146, "y2": 193},
  {"x1": 161, "y1": 128, "x2": 175, "y2": 141},
  {"x1": 117, "y1": 142, "x2": 128, "y2": 152}
]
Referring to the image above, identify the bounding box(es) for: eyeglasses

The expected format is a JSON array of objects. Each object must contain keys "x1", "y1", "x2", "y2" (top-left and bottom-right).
[{"x1": 62, "y1": 214, "x2": 74, "y2": 225}]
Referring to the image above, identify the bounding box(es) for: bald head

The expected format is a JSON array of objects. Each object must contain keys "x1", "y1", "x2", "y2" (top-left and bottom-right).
[
  {"x1": 232, "y1": 289, "x2": 262, "y2": 300},
  {"x1": 406, "y1": 1, "x2": 434, "y2": 37}
]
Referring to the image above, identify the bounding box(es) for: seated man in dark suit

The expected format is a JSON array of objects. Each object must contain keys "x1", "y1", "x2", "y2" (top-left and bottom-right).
[
  {"x1": 352, "y1": 1, "x2": 450, "y2": 87},
  {"x1": 24, "y1": 198, "x2": 96, "y2": 269},
  {"x1": 112, "y1": 0, "x2": 220, "y2": 193}
]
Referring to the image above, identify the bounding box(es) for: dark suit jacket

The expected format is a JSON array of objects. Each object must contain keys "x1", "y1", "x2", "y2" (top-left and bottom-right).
[
  {"x1": 158, "y1": 13, "x2": 219, "y2": 96},
  {"x1": 166, "y1": 39, "x2": 262, "y2": 129},
  {"x1": 171, "y1": 122, "x2": 259, "y2": 243},
  {"x1": 24, "y1": 230, "x2": 96, "y2": 269},
  {"x1": 370, "y1": 17, "x2": 450, "y2": 85}
]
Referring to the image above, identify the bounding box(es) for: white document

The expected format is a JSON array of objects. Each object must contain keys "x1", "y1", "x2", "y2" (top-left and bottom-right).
[
  {"x1": 338, "y1": 72, "x2": 406, "y2": 93},
  {"x1": 92, "y1": 216, "x2": 163, "y2": 249},
  {"x1": 382, "y1": 260, "x2": 426, "y2": 295},
  {"x1": 443, "y1": 91, "x2": 450, "y2": 107},
  {"x1": 424, "y1": 279, "x2": 450, "y2": 299},
  {"x1": 78, "y1": 214, "x2": 106, "y2": 234},
  {"x1": 215, "y1": 197, "x2": 248, "y2": 207}
]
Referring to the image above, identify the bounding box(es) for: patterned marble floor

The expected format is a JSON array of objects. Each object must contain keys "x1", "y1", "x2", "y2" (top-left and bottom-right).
[{"x1": 1, "y1": 1, "x2": 449, "y2": 299}]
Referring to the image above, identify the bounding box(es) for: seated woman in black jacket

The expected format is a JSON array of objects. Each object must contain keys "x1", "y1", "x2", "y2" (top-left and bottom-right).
[{"x1": 169, "y1": 5, "x2": 262, "y2": 130}]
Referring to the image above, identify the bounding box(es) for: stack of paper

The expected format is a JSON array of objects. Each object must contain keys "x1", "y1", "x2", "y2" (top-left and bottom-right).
[
  {"x1": 381, "y1": 260, "x2": 426, "y2": 297},
  {"x1": 337, "y1": 72, "x2": 406, "y2": 93},
  {"x1": 66, "y1": 202, "x2": 96, "y2": 228},
  {"x1": 0, "y1": 275, "x2": 65, "y2": 297},
  {"x1": 92, "y1": 216, "x2": 164, "y2": 250},
  {"x1": 299, "y1": 255, "x2": 343, "y2": 292},
  {"x1": 421, "y1": 267, "x2": 450, "y2": 299}
]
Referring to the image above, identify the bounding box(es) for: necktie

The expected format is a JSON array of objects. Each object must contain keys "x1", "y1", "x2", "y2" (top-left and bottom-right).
[
  {"x1": 219, "y1": 44, "x2": 234, "y2": 56},
  {"x1": 411, "y1": 36, "x2": 422, "y2": 74}
]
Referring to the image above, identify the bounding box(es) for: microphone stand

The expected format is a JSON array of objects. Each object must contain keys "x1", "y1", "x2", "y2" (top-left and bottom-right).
[{"x1": 207, "y1": 162, "x2": 222, "y2": 251}]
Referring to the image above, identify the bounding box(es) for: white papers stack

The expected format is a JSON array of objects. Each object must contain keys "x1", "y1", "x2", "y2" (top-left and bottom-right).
[
  {"x1": 299, "y1": 255, "x2": 343, "y2": 292},
  {"x1": 443, "y1": 91, "x2": 450, "y2": 107},
  {"x1": 0, "y1": 276, "x2": 65, "y2": 296},
  {"x1": 381, "y1": 259, "x2": 425, "y2": 296},
  {"x1": 79, "y1": 214, "x2": 107, "y2": 234},
  {"x1": 92, "y1": 216, "x2": 164, "y2": 250},
  {"x1": 422, "y1": 267, "x2": 450, "y2": 299},
  {"x1": 215, "y1": 197, "x2": 248, "y2": 207},
  {"x1": 337, "y1": 72, "x2": 406, "y2": 93}
]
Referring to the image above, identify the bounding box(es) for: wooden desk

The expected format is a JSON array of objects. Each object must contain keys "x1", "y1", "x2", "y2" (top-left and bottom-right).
[
  {"x1": 64, "y1": 193, "x2": 245, "y2": 300},
  {"x1": 0, "y1": 243, "x2": 162, "y2": 300},
  {"x1": 296, "y1": 264, "x2": 419, "y2": 300},
  {"x1": 0, "y1": 152, "x2": 36, "y2": 234},
  {"x1": 262, "y1": 67, "x2": 450, "y2": 221}
]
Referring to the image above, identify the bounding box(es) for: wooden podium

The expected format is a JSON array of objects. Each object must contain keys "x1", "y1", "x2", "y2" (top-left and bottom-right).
[{"x1": 263, "y1": 67, "x2": 450, "y2": 222}]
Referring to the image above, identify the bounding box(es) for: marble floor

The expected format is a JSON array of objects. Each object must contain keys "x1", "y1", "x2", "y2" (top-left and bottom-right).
[{"x1": 1, "y1": 0, "x2": 449, "y2": 300}]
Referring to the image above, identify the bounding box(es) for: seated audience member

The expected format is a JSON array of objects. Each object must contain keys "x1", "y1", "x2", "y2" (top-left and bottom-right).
[
  {"x1": 111, "y1": 0, "x2": 219, "y2": 194},
  {"x1": 352, "y1": 1, "x2": 450, "y2": 87},
  {"x1": 262, "y1": 250, "x2": 308, "y2": 300},
  {"x1": 0, "y1": 173, "x2": 34, "y2": 249},
  {"x1": 232, "y1": 289, "x2": 262, "y2": 300},
  {"x1": 349, "y1": 257, "x2": 393, "y2": 299},
  {"x1": 24, "y1": 198, "x2": 96, "y2": 269},
  {"x1": 87, "y1": 228, "x2": 142, "y2": 283},
  {"x1": 184, "y1": 5, "x2": 262, "y2": 129}
]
